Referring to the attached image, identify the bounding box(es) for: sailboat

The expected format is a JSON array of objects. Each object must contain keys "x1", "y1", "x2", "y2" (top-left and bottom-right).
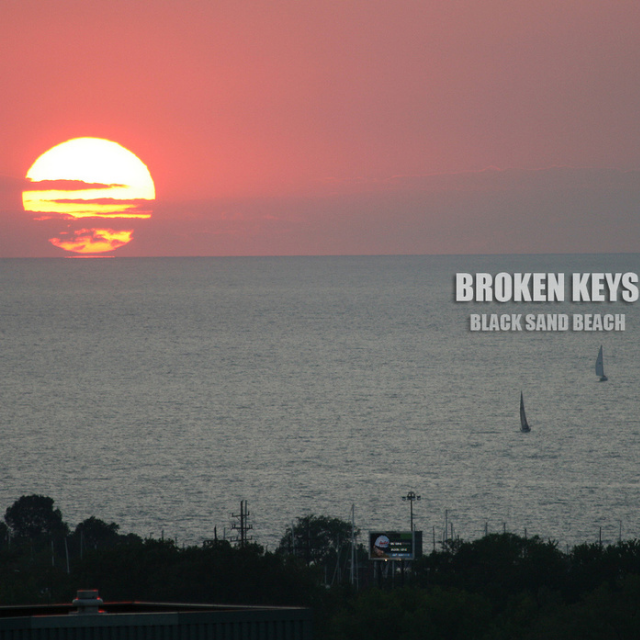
[
  {"x1": 520, "y1": 392, "x2": 531, "y2": 432},
  {"x1": 595, "y1": 345, "x2": 608, "y2": 382}
]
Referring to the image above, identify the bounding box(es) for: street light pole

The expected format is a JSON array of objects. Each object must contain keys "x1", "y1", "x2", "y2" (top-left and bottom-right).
[{"x1": 402, "y1": 491, "x2": 421, "y2": 532}]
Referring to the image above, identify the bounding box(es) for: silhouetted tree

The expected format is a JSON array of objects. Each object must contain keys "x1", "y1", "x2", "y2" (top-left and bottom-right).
[
  {"x1": 277, "y1": 514, "x2": 359, "y2": 569},
  {"x1": 0, "y1": 521, "x2": 8, "y2": 549},
  {"x1": 414, "y1": 533, "x2": 567, "y2": 606},
  {"x1": 4, "y1": 495, "x2": 69, "y2": 542},
  {"x1": 67, "y1": 537, "x2": 320, "y2": 606},
  {"x1": 566, "y1": 539, "x2": 640, "y2": 603},
  {"x1": 71, "y1": 517, "x2": 120, "y2": 551}
]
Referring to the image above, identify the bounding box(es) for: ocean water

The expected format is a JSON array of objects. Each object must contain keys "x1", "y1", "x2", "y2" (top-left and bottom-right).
[{"x1": 1, "y1": 254, "x2": 639, "y2": 552}]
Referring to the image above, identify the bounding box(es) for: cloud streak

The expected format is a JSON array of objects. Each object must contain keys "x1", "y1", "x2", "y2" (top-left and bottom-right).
[{"x1": 25, "y1": 179, "x2": 128, "y2": 191}]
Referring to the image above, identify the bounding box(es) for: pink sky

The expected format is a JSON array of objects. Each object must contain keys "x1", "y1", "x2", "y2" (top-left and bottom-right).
[{"x1": 1, "y1": 0, "x2": 639, "y2": 257}]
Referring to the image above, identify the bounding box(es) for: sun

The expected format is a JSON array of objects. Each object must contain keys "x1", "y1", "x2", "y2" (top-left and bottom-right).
[{"x1": 22, "y1": 137, "x2": 155, "y2": 254}]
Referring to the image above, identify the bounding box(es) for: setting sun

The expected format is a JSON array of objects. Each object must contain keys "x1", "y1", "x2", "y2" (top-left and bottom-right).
[{"x1": 22, "y1": 138, "x2": 155, "y2": 254}]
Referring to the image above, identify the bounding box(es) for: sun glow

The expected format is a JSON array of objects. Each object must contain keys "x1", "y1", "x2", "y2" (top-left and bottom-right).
[{"x1": 22, "y1": 138, "x2": 155, "y2": 254}]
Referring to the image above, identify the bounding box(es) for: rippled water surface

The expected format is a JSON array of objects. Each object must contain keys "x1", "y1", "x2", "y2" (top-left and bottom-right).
[{"x1": 1, "y1": 255, "x2": 639, "y2": 550}]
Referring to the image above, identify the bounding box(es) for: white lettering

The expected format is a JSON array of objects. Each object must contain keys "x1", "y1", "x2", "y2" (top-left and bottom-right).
[
  {"x1": 532, "y1": 273, "x2": 546, "y2": 302},
  {"x1": 513, "y1": 273, "x2": 532, "y2": 302},
  {"x1": 547, "y1": 274, "x2": 564, "y2": 302},
  {"x1": 572, "y1": 274, "x2": 590, "y2": 301},
  {"x1": 622, "y1": 273, "x2": 639, "y2": 302},
  {"x1": 456, "y1": 273, "x2": 474, "y2": 302},
  {"x1": 456, "y1": 272, "x2": 637, "y2": 303},
  {"x1": 605, "y1": 273, "x2": 622, "y2": 301},
  {"x1": 591, "y1": 274, "x2": 605, "y2": 302},
  {"x1": 494, "y1": 273, "x2": 512, "y2": 302},
  {"x1": 572, "y1": 314, "x2": 625, "y2": 331},
  {"x1": 477, "y1": 273, "x2": 492, "y2": 302}
]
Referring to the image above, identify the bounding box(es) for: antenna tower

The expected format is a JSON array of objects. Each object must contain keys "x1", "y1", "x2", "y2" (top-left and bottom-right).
[{"x1": 231, "y1": 500, "x2": 253, "y2": 546}]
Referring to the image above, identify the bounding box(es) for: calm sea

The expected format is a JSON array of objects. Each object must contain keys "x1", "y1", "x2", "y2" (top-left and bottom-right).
[{"x1": 1, "y1": 254, "x2": 639, "y2": 551}]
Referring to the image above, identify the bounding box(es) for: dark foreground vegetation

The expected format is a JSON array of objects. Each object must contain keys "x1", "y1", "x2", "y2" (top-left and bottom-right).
[{"x1": 2, "y1": 495, "x2": 640, "y2": 639}]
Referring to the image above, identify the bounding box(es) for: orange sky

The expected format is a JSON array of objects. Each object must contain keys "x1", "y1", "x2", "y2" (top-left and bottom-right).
[{"x1": 1, "y1": 0, "x2": 640, "y2": 257}]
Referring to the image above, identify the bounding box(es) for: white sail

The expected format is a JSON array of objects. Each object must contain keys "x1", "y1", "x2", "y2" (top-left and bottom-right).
[
  {"x1": 596, "y1": 346, "x2": 607, "y2": 381},
  {"x1": 520, "y1": 392, "x2": 531, "y2": 432}
]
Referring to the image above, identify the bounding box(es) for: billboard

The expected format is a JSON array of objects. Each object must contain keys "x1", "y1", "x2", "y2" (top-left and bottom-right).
[{"x1": 369, "y1": 531, "x2": 422, "y2": 560}]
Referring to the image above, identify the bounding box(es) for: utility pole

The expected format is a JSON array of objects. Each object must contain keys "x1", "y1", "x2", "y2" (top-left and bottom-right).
[
  {"x1": 350, "y1": 504, "x2": 358, "y2": 588},
  {"x1": 231, "y1": 500, "x2": 253, "y2": 546}
]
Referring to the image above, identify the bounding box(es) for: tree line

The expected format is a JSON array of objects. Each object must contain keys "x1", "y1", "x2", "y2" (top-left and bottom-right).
[{"x1": 3, "y1": 495, "x2": 640, "y2": 638}]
